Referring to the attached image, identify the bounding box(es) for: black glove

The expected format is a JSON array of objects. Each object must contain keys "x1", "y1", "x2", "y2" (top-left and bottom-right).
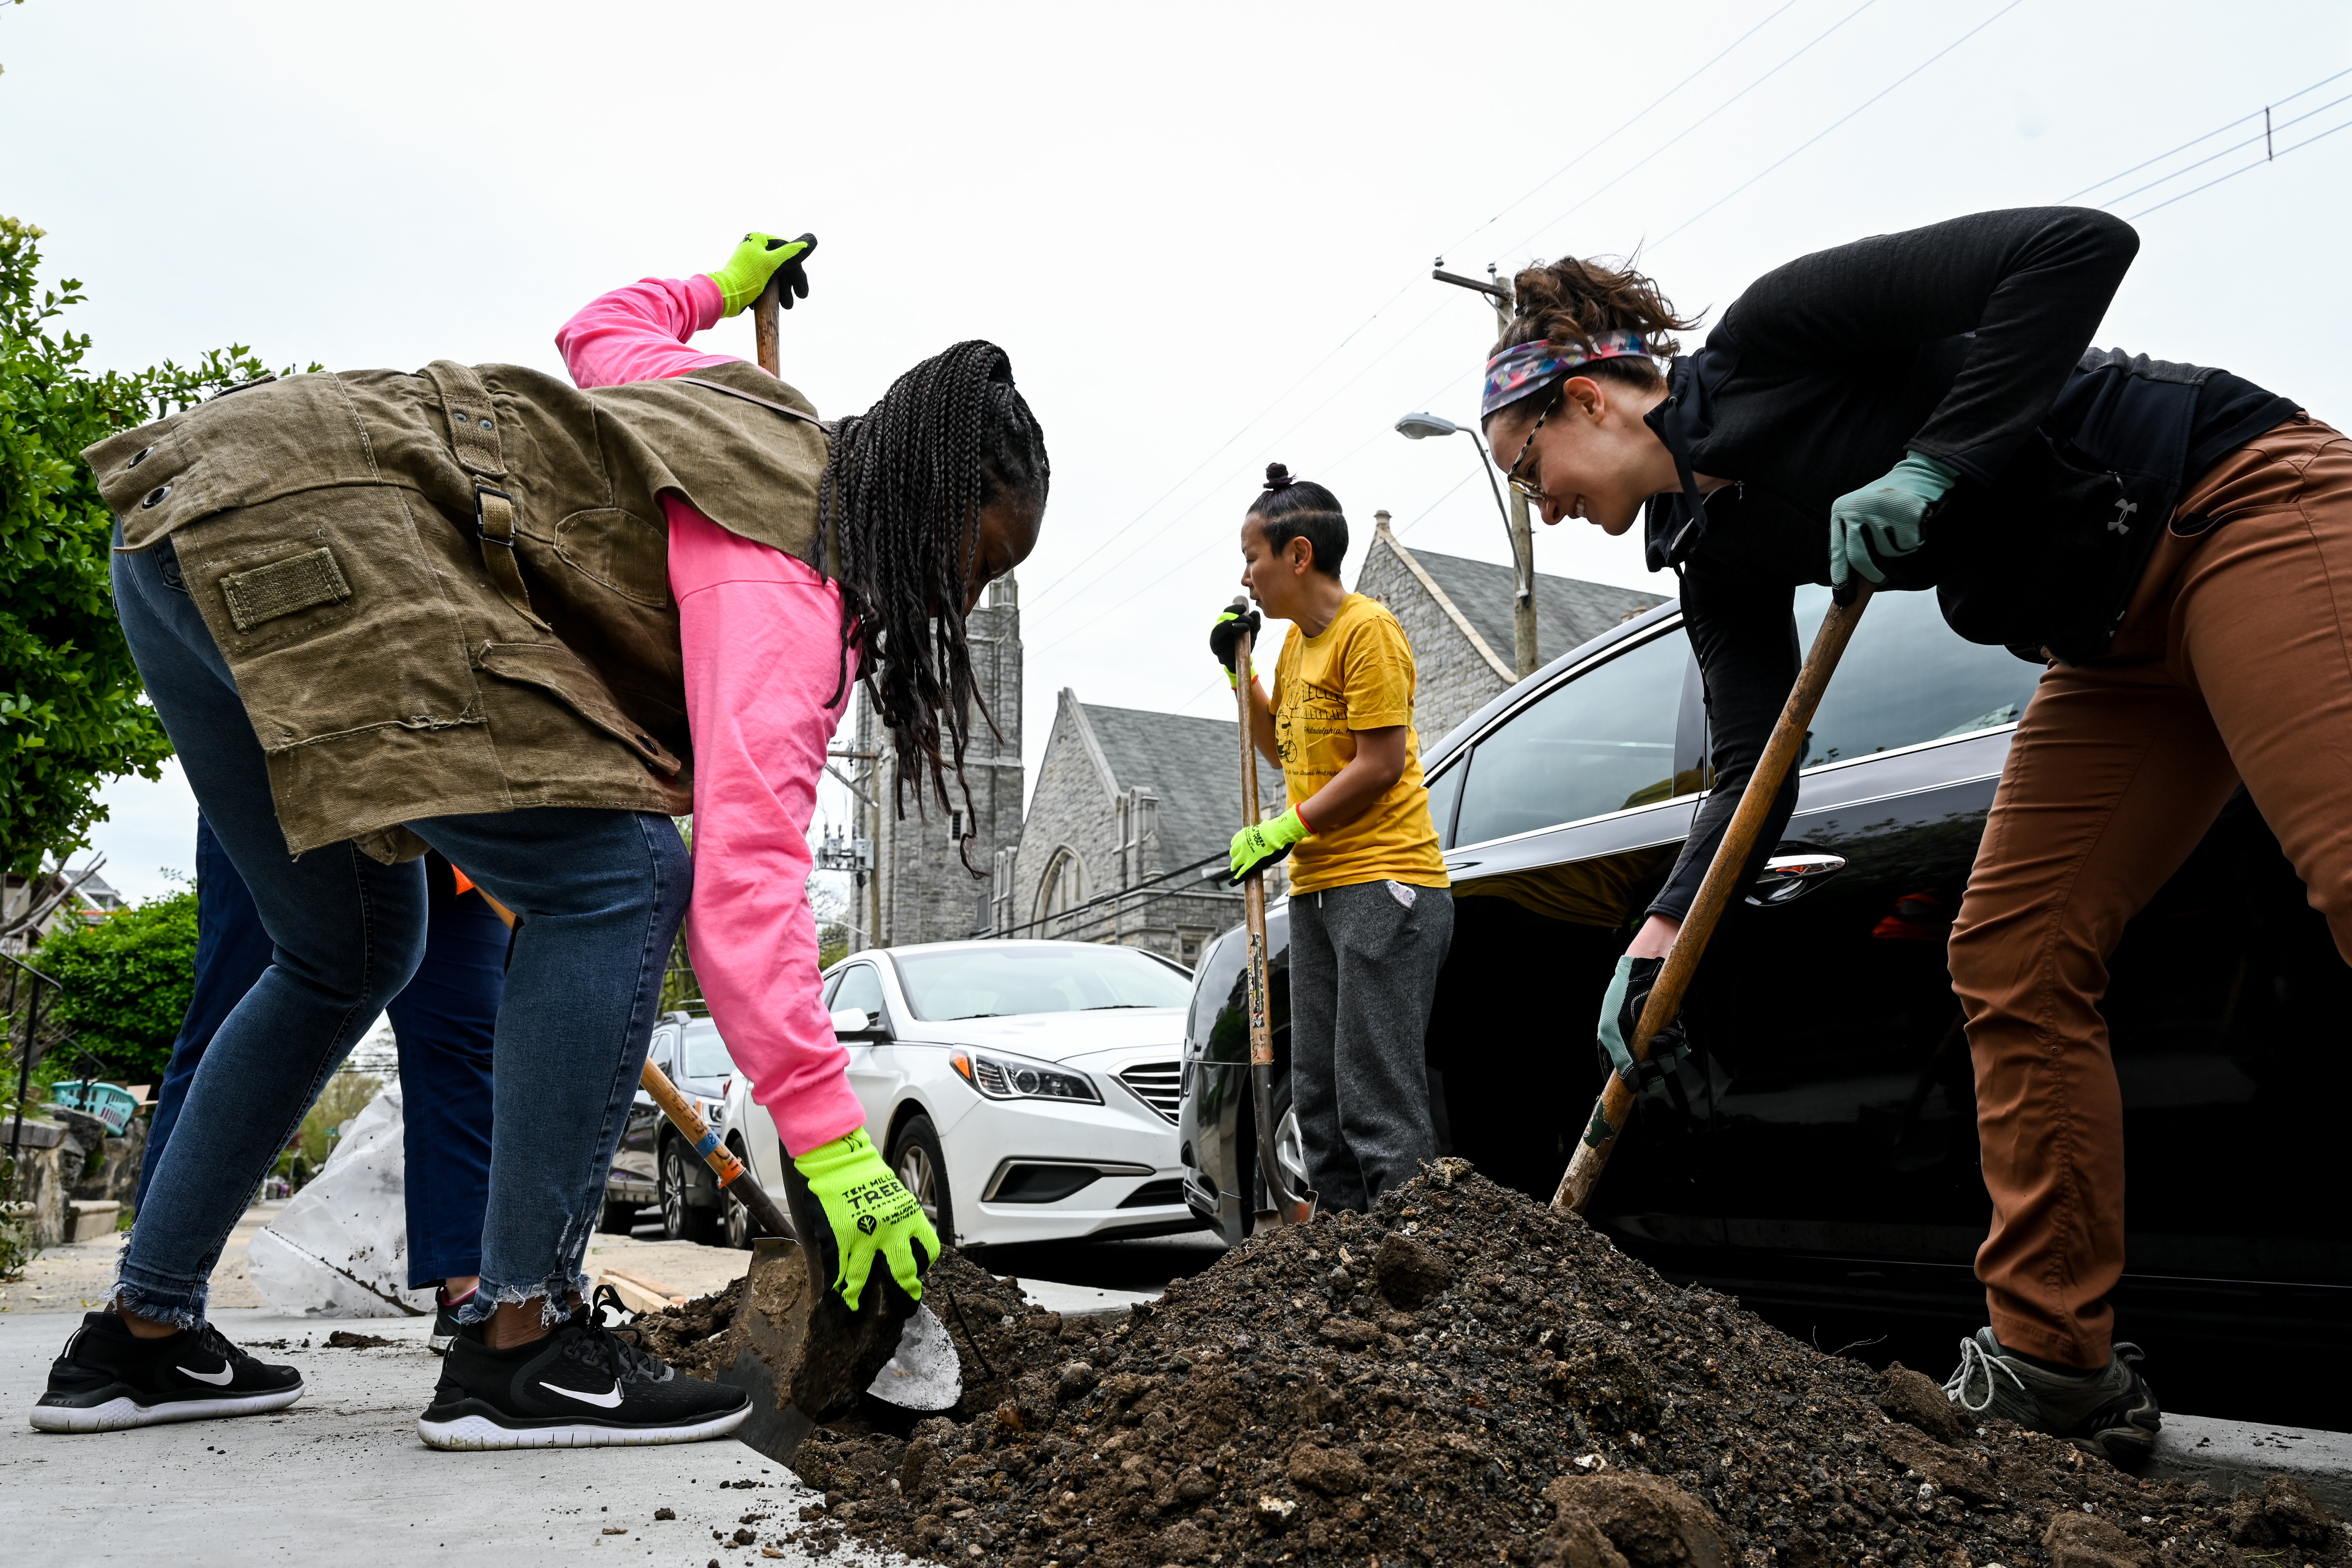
[
  {"x1": 1209, "y1": 603, "x2": 1261, "y2": 677},
  {"x1": 773, "y1": 232, "x2": 817, "y2": 309}
]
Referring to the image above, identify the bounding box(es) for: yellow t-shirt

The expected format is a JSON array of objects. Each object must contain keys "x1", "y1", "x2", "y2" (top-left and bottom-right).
[{"x1": 1271, "y1": 593, "x2": 1450, "y2": 895}]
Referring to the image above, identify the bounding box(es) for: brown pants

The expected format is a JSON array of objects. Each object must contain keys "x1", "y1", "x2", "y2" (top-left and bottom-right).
[{"x1": 1947, "y1": 414, "x2": 2352, "y2": 1368}]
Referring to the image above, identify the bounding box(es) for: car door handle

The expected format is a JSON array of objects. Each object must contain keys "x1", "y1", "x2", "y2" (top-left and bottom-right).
[{"x1": 1747, "y1": 852, "x2": 1848, "y2": 906}]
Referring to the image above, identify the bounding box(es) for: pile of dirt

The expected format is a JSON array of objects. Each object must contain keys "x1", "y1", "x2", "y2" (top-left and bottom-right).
[{"x1": 749, "y1": 1161, "x2": 2342, "y2": 1568}]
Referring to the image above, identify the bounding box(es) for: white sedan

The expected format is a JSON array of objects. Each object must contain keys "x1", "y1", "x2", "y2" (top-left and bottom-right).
[{"x1": 718, "y1": 939, "x2": 1202, "y2": 1250}]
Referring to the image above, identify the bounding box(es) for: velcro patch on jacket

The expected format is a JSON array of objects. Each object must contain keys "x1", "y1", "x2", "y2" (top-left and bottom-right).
[{"x1": 221, "y1": 546, "x2": 352, "y2": 631}]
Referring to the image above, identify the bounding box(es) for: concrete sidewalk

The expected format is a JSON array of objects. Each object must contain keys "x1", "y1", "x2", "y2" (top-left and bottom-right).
[{"x1": 0, "y1": 1307, "x2": 896, "y2": 1567}]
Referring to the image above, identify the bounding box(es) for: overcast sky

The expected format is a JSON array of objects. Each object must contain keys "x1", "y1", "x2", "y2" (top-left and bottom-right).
[{"x1": 10, "y1": 0, "x2": 2348, "y2": 903}]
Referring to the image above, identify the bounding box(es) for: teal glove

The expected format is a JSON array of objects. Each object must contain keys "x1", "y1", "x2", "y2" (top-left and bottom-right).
[
  {"x1": 1229, "y1": 805, "x2": 1310, "y2": 884},
  {"x1": 1828, "y1": 453, "x2": 1959, "y2": 593},
  {"x1": 790, "y1": 1128, "x2": 936, "y2": 1312},
  {"x1": 1595, "y1": 954, "x2": 1693, "y2": 1098},
  {"x1": 706, "y1": 231, "x2": 818, "y2": 318}
]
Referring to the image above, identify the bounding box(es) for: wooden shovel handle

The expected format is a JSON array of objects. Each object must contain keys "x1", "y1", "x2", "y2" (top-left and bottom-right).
[
  {"x1": 1552, "y1": 589, "x2": 1872, "y2": 1213},
  {"x1": 641, "y1": 1058, "x2": 795, "y2": 1239},
  {"x1": 753, "y1": 274, "x2": 782, "y2": 377}
]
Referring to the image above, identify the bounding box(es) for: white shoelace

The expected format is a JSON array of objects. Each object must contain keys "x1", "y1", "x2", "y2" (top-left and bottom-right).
[{"x1": 1943, "y1": 1335, "x2": 2025, "y2": 1414}]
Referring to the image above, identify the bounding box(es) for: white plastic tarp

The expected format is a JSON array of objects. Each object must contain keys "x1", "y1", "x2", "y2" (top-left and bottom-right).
[{"x1": 246, "y1": 1082, "x2": 432, "y2": 1318}]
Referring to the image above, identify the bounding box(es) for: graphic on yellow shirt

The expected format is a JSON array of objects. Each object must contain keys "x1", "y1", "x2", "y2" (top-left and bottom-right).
[{"x1": 1271, "y1": 594, "x2": 1449, "y2": 895}]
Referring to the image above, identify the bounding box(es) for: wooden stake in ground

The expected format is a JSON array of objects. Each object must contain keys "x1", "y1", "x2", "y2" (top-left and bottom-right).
[
  {"x1": 1230, "y1": 598, "x2": 1316, "y2": 1227},
  {"x1": 1553, "y1": 589, "x2": 1873, "y2": 1214}
]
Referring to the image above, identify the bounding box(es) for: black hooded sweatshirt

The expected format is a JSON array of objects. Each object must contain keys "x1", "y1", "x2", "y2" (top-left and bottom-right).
[{"x1": 1640, "y1": 206, "x2": 2297, "y2": 924}]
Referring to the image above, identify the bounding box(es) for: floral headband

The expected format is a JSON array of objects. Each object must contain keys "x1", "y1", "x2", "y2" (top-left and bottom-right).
[{"x1": 1479, "y1": 329, "x2": 1650, "y2": 418}]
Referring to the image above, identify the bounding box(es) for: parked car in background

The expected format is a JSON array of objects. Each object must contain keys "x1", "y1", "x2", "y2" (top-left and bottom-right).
[
  {"x1": 603, "y1": 1011, "x2": 739, "y2": 1242},
  {"x1": 1179, "y1": 585, "x2": 2350, "y2": 1428},
  {"x1": 717, "y1": 939, "x2": 1205, "y2": 1251}
]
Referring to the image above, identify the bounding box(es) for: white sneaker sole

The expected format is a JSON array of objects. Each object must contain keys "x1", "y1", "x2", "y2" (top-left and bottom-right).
[
  {"x1": 416, "y1": 1403, "x2": 751, "y2": 1451},
  {"x1": 30, "y1": 1382, "x2": 306, "y2": 1433}
]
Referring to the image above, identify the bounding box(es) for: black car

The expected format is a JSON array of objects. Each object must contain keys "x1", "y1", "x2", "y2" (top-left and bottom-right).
[
  {"x1": 602, "y1": 1010, "x2": 742, "y2": 1244},
  {"x1": 1178, "y1": 584, "x2": 2350, "y2": 1428}
]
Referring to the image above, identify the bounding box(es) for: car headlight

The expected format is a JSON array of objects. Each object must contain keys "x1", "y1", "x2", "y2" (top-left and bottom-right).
[{"x1": 951, "y1": 1048, "x2": 1101, "y2": 1104}]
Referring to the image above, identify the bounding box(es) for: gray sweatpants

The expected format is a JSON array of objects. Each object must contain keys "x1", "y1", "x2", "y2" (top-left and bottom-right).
[{"x1": 1287, "y1": 878, "x2": 1454, "y2": 1212}]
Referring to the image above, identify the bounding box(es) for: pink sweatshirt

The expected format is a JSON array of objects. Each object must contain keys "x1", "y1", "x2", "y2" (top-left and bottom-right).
[{"x1": 557, "y1": 274, "x2": 866, "y2": 1158}]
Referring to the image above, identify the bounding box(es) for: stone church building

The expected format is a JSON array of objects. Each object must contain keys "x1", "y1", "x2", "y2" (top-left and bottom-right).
[
  {"x1": 1353, "y1": 512, "x2": 1666, "y2": 749},
  {"x1": 846, "y1": 523, "x2": 1665, "y2": 960},
  {"x1": 1001, "y1": 693, "x2": 1288, "y2": 967}
]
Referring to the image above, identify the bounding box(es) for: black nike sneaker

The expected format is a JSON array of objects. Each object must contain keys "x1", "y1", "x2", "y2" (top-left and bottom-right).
[
  {"x1": 416, "y1": 1304, "x2": 749, "y2": 1450},
  {"x1": 31, "y1": 1312, "x2": 305, "y2": 1433},
  {"x1": 430, "y1": 1287, "x2": 475, "y2": 1353}
]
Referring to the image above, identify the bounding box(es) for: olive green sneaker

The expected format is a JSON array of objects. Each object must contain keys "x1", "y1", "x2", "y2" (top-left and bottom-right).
[{"x1": 1943, "y1": 1328, "x2": 2160, "y2": 1464}]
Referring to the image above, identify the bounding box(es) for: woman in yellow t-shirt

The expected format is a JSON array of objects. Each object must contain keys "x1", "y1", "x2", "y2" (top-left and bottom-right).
[{"x1": 1209, "y1": 464, "x2": 1454, "y2": 1211}]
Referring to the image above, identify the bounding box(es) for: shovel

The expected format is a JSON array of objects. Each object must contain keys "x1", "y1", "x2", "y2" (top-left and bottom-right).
[
  {"x1": 1227, "y1": 598, "x2": 1318, "y2": 1230},
  {"x1": 636, "y1": 1058, "x2": 961, "y2": 1461},
  {"x1": 1551, "y1": 587, "x2": 1872, "y2": 1214}
]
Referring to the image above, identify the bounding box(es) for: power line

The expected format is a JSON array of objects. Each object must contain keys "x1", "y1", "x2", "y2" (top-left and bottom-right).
[
  {"x1": 2059, "y1": 66, "x2": 2352, "y2": 203},
  {"x1": 2126, "y1": 110, "x2": 2352, "y2": 220},
  {"x1": 1024, "y1": 294, "x2": 1463, "y2": 618},
  {"x1": 1435, "y1": 0, "x2": 1806, "y2": 263},
  {"x1": 1027, "y1": 4, "x2": 1834, "y2": 614},
  {"x1": 1650, "y1": 0, "x2": 2031, "y2": 250},
  {"x1": 1499, "y1": 0, "x2": 1881, "y2": 263},
  {"x1": 1022, "y1": 278, "x2": 1422, "y2": 606}
]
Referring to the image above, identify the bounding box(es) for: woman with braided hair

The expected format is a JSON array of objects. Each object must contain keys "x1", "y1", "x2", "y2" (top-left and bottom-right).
[{"x1": 36, "y1": 232, "x2": 1047, "y2": 1450}]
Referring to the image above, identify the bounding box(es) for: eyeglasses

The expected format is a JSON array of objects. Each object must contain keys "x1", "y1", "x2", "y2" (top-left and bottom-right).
[{"x1": 1503, "y1": 386, "x2": 1562, "y2": 502}]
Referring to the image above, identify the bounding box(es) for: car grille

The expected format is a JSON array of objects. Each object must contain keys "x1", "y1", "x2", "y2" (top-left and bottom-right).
[{"x1": 1118, "y1": 1061, "x2": 1182, "y2": 1123}]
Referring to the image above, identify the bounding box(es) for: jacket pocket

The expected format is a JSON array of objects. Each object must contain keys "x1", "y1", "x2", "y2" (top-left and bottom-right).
[
  {"x1": 475, "y1": 642, "x2": 685, "y2": 776},
  {"x1": 173, "y1": 487, "x2": 485, "y2": 752},
  {"x1": 1929, "y1": 431, "x2": 2173, "y2": 664}
]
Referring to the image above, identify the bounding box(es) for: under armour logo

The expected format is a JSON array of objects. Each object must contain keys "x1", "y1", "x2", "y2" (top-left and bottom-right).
[
  {"x1": 857, "y1": 1214, "x2": 878, "y2": 1234},
  {"x1": 2109, "y1": 497, "x2": 2139, "y2": 535}
]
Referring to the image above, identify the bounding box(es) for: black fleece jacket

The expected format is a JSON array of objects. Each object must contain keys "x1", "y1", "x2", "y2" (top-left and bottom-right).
[{"x1": 1643, "y1": 207, "x2": 2295, "y2": 924}]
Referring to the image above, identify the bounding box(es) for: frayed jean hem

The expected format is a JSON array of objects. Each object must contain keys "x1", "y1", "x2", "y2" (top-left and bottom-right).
[
  {"x1": 106, "y1": 1276, "x2": 207, "y2": 1332},
  {"x1": 458, "y1": 1270, "x2": 590, "y2": 1327}
]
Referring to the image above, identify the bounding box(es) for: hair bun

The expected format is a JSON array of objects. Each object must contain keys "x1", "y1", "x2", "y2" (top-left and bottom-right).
[{"x1": 1263, "y1": 462, "x2": 1294, "y2": 491}]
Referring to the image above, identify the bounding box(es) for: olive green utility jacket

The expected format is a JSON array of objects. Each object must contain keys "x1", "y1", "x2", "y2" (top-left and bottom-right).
[{"x1": 85, "y1": 357, "x2": 827, "y2": 862}]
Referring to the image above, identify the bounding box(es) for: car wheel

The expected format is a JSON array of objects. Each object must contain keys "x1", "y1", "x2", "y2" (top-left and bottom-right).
[
  {"x1": 722, "y1": 1138, "x2": 762, "y2": 1250},
  {"x1": 660, "y1": 1139, "x2": 720, "y2": 1245},
  {"x1": 886, "y1": 1115, "x2": 954, "y2": 1250}
]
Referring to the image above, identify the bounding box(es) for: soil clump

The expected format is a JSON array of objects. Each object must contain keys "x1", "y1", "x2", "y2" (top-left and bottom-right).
[{"x1": 644, "y1": 1163, "x2": 2345, "y2": 1568}]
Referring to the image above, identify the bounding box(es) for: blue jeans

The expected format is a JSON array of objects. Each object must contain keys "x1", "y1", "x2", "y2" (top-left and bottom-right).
[
  {"x1": 111, "y1": 530, "x2": 688, "y2": 1327},
  {"x1": 135, "y1": 819, "x2": 509, "y2": 1289}
]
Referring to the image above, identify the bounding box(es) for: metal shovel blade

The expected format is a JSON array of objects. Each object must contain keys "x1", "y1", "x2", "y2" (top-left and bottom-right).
[{"x1": 864, "y1": 1304, "x2": 961, "y2": 1411}]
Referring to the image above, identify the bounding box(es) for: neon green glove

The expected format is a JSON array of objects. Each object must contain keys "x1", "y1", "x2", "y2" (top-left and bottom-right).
[
  {"x1": 1209, "y1": 604, "x2": 1261, "y2": 688},
  {"x1": 790, "y1": 1128, "x2": 936, "y2": 1312},
  {"x1": 1229, "y1": 805, "x2": 1310, "y2": 885},
  {"x1": 1828, "y1": 452, "x2": 1958, "y2": 593},
  {"x1": 706, "y1": 231, "x2": 818, "y2": 318}
]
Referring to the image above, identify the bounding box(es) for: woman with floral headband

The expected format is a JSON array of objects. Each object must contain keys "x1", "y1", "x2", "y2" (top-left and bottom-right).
[{"x1": 1478, "y1": 207, "x2": 2329, "y2": 1463}]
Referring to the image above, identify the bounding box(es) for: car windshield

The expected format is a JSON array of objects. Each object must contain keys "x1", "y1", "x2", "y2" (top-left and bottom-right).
[
  {"x1": 894, "y1": 944, "x2": 1193, "y2": 1022},
  {"x1": 679, "y1": 1025, "x2": 737, "y2": 1080}
]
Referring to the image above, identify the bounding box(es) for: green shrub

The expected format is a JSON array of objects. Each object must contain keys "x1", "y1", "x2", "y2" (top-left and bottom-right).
[{"x1": 33, "y1": 888, "x2": 197, "y2": 1081}]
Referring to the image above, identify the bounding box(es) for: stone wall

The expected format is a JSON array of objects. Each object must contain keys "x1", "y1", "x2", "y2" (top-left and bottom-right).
[
  {"x1": 1009, "y1": 695, "x2": 1256, "y2": 967},
  {"x1": 855, "y1": 576, "x2": 1026, "y2": 946}
]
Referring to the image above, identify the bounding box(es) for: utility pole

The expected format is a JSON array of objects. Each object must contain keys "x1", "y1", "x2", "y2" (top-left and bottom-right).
[{"x1": 1433, "y1": 261, "x2": 1538, "y2": 679}]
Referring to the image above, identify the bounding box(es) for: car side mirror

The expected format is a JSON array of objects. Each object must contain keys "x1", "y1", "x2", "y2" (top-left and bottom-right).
[{"x1": 831, "y1": 1006, "x2": 887, "y2": 1039}]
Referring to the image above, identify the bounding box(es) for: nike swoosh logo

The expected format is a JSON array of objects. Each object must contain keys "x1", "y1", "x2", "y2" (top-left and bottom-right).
[
  {"x1": 177, "y1": 1364, "x2": 234, "y2": 1386},
  {"x1": 540, "y1": 1379, "x2": 623, "y2": 1409}
]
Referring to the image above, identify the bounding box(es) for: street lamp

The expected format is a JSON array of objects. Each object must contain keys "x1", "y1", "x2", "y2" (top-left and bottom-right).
[{"x1": 1395, "y1": 410, "x2": 1537, "y2": 673}]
